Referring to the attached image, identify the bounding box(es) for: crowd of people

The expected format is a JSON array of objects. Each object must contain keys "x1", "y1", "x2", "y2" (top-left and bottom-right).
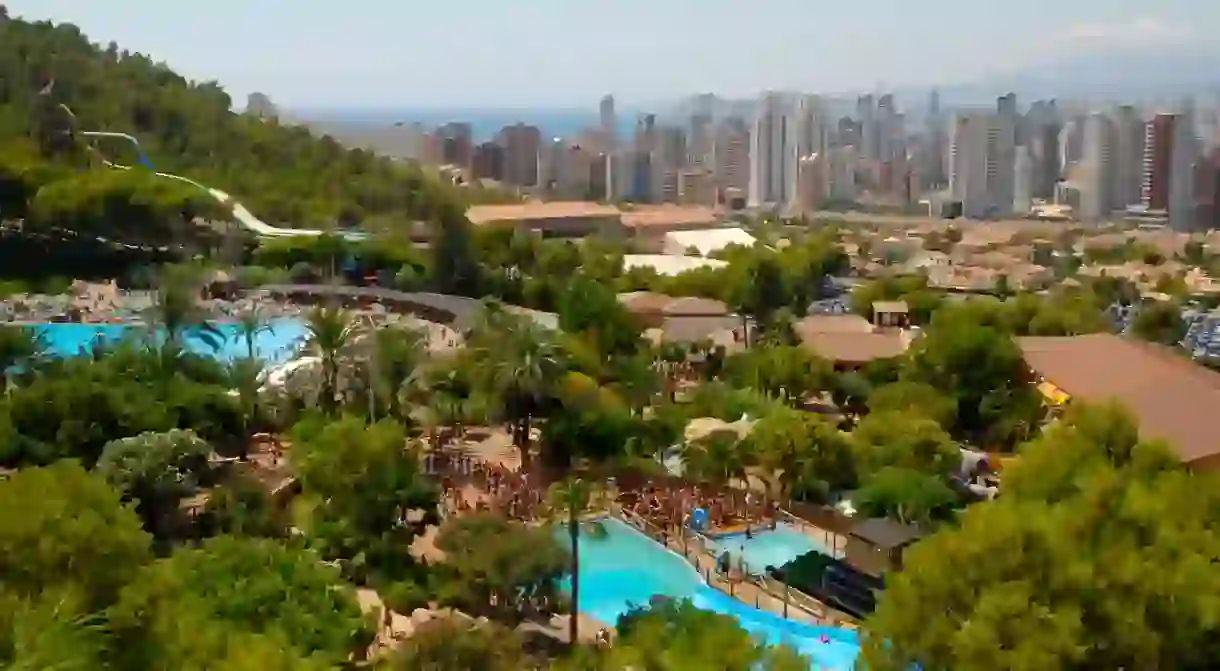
[
  {"x1": 618, "y1": 483, "x2": 775, "y2": 537},
  {"x1": 428, "y1": 449, "x2": 545, "y2": 521}
]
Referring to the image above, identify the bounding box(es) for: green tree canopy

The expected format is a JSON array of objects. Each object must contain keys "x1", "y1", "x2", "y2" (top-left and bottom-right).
[
  {"x1": 111, "y1": 536, "x2": 372, "y2": 668},
  {"x1": 0, "y1": 460, "x2": 150, "y2": 608},
  {"x1": 863, "y1": 403, "x2": 1220, "y2": 670},
  {"x1": 433, "y1": 512, "x2": 570, "y2": 624},
  {"x1": 386, "y1": 618, "x2": 533, "y2": 671},
  {"x1": 291, "y1": 416, "x2": 438, "y2": 584},
  {"x1": 904, "y1": 303, "x2": 1044, "y2": 449},
  {"x1": 598, "y1": 599, "x2": 809, "y2": 671}
]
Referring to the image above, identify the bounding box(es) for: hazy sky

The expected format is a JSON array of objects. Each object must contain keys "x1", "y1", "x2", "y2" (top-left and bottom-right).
[{"x1": 8, "y1": 0, "x2": 1217, "y2": 108}]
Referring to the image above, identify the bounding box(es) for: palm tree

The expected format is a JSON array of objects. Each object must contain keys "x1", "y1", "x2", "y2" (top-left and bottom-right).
[
  {"x1": 226, "y1": 356, "x2": 265, "y2": 455},
  {"x1": 469, "y1": 305, "x2": 562, "y2": 474},
  {"x1": 235, "y1": 309, "x2": 274, "y2": 360},
  {"x1": 304, "y1": 305, "x2": 358, "y2": 414},
  {"x1": 362, "y1": 327, "x2": 424, "y2": 422},
  {"x1": 544, "y1": 478, "x2": 608, "y2": 646},
  {"x1": 149, "y1": 266, "x2": 223, "y2": 358},
  {"x1": 492, "y1": 328, "x2": 562, "y2": 473}
]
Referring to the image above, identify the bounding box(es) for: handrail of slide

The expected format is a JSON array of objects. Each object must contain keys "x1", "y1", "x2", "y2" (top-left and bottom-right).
[{"x1": 77, "y1": 130, "x2": 365, "y2": 241}]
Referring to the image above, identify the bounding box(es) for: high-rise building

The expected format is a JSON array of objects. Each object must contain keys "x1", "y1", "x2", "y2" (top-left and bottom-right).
[
  {"x1": 1080, "y1": 113, "x2": 1116, "y2": 221},
  {"x1": 790, "y1": 96, "x2": 827, "y2": 204},
  {"x1": 606, "y1": 151, "x2": 635, "y2": 202},
  {"x1": 1143, "y1": 113, "x2": 1177, "y2": 211},
  {"x1": 924, "y1": 89, "x2": 946, "y2": 189},
  {"x1": 827, "y1": 146, "x2": 858, "y2": 201},
  {"x1": 949, "y1": 111, "x2": 993, "y2": 218},
  {"x1": 1169, "y1": 101, "x2": 1199, "y2": 230},
  {"x1": 600, "y1": 95, "x2": 617, "y2": 148},
  {"x1": 1013, "y1": 145, "x2": 1033, "y2": 213},
  {"x1": 687, "y1": 114, "x2": 714, "y2": 168},
  {"x1": 990, "y1": 94, "x2": 1018, "y2": 215},
  {"x1": 877, "y1": 94, "x2": 896, "y2": 162},
  {"x1": 437, "y1": 122, "x2": 474, "y2": 169},
  {"x1": 796, "y1": 154, "x2": 828, "y2": 212},
  {"x1": 471, "y1": 142, "x2": 505, "y2": 181},
  {"x1": 857, "y1": 94, "x2": 878, "y2": 161},
  {"x1": 678, "y1": 168, "x2": 715, "y2": 206},
  {"x1": 656, "y1": 126, "x2": 687, "y2": 203},
  {"x1": 497, "y1": 123, "x2": 542, "y2": 187},
  {"x1": 714, "y1": 116, "x2": 750, "y2": 193},
  {"x1": 749, "y1": 93, "x2": 791, "y2": 207},
  {"x1": 1112, "y1": 105, "x2": 1146, "y2": 209}
]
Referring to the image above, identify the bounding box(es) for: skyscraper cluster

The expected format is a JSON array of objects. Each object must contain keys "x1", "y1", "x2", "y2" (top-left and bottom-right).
[{"x1": 402, "y1": 88, "x2": 1220, "y2": 230}]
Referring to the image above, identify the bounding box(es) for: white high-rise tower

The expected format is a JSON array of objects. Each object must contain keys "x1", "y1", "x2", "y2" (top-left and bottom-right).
[{"x1": 749, "y1": 92, "x2": 792, "y2": 207}]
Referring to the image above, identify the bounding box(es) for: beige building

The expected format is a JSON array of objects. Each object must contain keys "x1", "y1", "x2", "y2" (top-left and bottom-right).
[
  {"x1": 796, "y1": 154, "x2": 828, "y2": 212},
  {"x1": 465, "y1": 202, "x2": 624, "y2": 238},
  {"x1": 679, "y1": 169, "x2": 716, "y2": 206}
]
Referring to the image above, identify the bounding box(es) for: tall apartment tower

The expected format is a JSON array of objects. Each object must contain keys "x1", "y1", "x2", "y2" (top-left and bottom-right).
[
  {"x1": 497, "y1": 123, "x2": 542, "y2": 187},
  {"x1": 599, "y1": 94, "x2": 617, "y2": 148},
  {"x1": 1013, "y1": 145, "x2": 1034, "y2": 213},
  {"x1": 714, "y1": 116, "x2": 750, "y2": 194},
  {"x1": 1169, "y1": 100, "x2": 1199, "y2": 230},
  {"x1": 1080, "y1": 113, "x2": 1116, "y2": 221},
  {"x1": 877, "y1": 94, "x2": 896, "y2": 162},
  {"x1": 1029, "y1": 120, "x2": 1062, "y2": 200},
  {"x1": 1111, "y1": 105, "x2": 1146, "y2": 210},
  {"x1": 655, "y1": 125, "x2": 687, "y2": 203},
  {"x1": 687, "y1": 113, "x2": 714, "y2": 168},
  {"x1": 949, "y1": 111, "x2": 993, "y2": 218},
  {"x1": 924, "y1": 89, "x2": 946, "y2": 188},
  {"x1": 790, "y1": 95, "x2": 827, "y2": 205},
  {"x1": 857, "y1": 94, "x2": 878, "y2": 161},
  {"x1": 749, "y1": 93, "x2": 791, "y2": 207},
  {"x1": 1142, "y1": 113, "x2": 1176, "y2": 211},
  {"x1": 990, "y1": 94, "x2": 1018, "y2": 215}
]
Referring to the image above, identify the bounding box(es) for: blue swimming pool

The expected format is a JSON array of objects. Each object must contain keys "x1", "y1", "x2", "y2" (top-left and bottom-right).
[
  {"x1": 29, "y1": 318, "x2": 309, "y2": 365},
  {"x1": 707, "y1": 523, "x2": 828, "y2": 576},
  {"x1": 566, "y1": 517, "x2": 859, "y2": 670}
]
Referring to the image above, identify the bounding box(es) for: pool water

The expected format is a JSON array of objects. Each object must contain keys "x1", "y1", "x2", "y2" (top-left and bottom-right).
[
  {"x1": 566, "y1": 517, "x2": 860, "y2": 670},
  {"x1": 29, "y1": 318, "x2": 309, "y2": 365},
  {"x1": 707, "y1": 523, "x2": 827, "y2": 576}
]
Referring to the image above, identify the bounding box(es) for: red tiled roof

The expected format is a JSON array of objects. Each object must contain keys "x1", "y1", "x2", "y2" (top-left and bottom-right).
[{"x1": 1018, "y1": 333, "x2": 1220, "y2": 465}]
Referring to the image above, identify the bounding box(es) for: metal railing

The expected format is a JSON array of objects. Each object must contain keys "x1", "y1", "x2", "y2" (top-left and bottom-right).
[{"x1": 614, "y1": 509, "x2": 832, "y2": 622}]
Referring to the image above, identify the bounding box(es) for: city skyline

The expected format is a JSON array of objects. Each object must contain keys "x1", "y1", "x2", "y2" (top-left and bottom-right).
[{"x1": 9, "y1": 0, "x2": 1218, "y2": 107}]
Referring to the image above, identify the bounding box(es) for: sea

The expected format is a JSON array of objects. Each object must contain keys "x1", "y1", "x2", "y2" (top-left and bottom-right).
[{"x1": 296, "y1": 107, "x2": 645, "y2": 142}]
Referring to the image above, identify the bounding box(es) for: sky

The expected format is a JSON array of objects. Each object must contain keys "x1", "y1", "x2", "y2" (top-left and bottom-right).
[{"x1": 8, "y1": 0, "x2": 1218, "y2": 109}]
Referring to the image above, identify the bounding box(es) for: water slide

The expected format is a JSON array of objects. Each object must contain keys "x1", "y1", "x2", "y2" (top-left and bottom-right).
[{"x1": 56, "y1": 104, "x2": 365, "y2": 241}]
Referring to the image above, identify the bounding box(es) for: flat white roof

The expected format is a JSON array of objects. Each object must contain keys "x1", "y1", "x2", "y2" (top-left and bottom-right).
[
  {"x1": 664, "y1": 227, "x2": 756, "y2": 257},
  {"x1": 621, "y1": 254, "x2": 728, "y2": 277}
]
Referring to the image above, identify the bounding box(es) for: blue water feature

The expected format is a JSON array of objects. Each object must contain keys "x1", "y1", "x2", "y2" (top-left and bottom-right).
[
  {"x1": 29, "y1": 318, "x2": 309, "y2": 365},
  {"x1": 566, "y1": 517, "x2": 859, "y2": 670},
  {"x1": 707, "y1": 523, "x2": 828, "y2": 576}
]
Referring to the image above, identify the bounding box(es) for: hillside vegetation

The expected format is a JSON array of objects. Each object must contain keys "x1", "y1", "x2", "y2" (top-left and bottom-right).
[{"x1": 0, "y1": 7, "x2": 486, "y2": 238}]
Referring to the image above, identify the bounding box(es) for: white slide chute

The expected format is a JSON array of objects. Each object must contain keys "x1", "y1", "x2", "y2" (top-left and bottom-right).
[{"x1": 77, "y1": 128, "x2": 366, "y2": 241}]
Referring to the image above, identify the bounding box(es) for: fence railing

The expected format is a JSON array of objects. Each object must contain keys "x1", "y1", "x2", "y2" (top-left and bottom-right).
[{"x1": 615, "y1": 509, "x2": 834, "y2": 624}]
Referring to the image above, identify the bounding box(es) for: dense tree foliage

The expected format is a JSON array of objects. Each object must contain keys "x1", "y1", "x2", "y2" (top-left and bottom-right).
[
  {"x1": 291, "y1": 415, "x2": 438, "y2": 585},
  {"x1": 863, "y1": 403, "x2": 1220, "y2": 670},
  {"x1": 111, "y1": 536, "x2": 373, "y2": 668},
  {"x1": 434, "y1": 513, "x2": 570, "y2": 624}
]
